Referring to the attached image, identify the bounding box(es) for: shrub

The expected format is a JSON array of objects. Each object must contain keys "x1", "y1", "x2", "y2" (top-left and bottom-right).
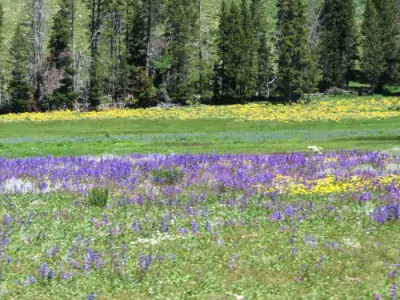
[
  {"x1": 151, "y1": 167, "x2": 183, "y2": 185},
  {"x1": 88, "y1": 187, "x2": 109, "y2": 208}
]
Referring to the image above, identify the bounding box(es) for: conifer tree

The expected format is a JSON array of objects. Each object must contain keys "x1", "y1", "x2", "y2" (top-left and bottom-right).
[
  {"x1": 251, "y1": 0, "x2": 274, "y2": 97},
  {"x1": 373, "y1": 0, "x2": 399, "y2": 90},
  {"x1": 85, "y1": 0, "x2": 107, "y2": 108},
  {"x1": 319, "y1": 0, "x2": 358, "y2": 90},
  {"x1": 360, "y1": 0, "x2": 384, "y2": 89},
  {"x1": 0, "y1": 4, "x2": 3, "y2": 43},
  {"x1": 128, "y1": 0, "x2": 148, "y2": 69},
  {"x1": 165, "y1": 0, "x2": 199, "y2": 101},
  {"x1": 214, "y1": 0, "x2": 229, "y2": 98},
  {"x1": 215, "y1": 0, "x2": 259, "y2": 99},
  {"x1": 8, "y1": 25, "x2": 33, "y2": 113},
  {"x1": 105, "y1": 0, "x2": 127, "y2": 101},
  {"x1": 0, "y1": 4, "x2": 5, "y2": 106},
  {"x1": 48, "y1": 0, "x2": 78, "y2": 109},
  {"x1": 239, "y1": 0, "x2": 255, "y2": 97},
  {"x1": 276, "y1": 0, "x2": 313, "y2": 101}
]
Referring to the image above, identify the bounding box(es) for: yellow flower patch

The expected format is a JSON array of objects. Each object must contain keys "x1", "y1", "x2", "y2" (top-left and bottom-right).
[{"x1": 1, "y1": 97, "x2": 400, "y2": 123}]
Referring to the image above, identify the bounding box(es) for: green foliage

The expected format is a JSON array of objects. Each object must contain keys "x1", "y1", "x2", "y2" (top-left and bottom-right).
[
  {"x1": 164, "y1": 0, "x2": 199, "y2": 102},
  {"x1": 0, "y1": 4, "x2": 3, "y2": 43},
  {"x1": 319, "y1": 0, "x2": 358, "y2": 90},
  {"x1": 49, "y1": 0, "x2": 75, "y2": 68},
  {"x1": 372, "y1": 0, "x2": 400, "y2": 90},
  {"x1": 88, "y1": 186, "x2": 109, "y2": 207},
  {"x1": 8, "y1": 24, "x2": 33, "y2": 113},
  {"x1": 127, "y1": 0, "x2": 148, "y2": 68},
  {"x1": 88, "y1": 56, "x2": 103, "y2": 108},
  {"x1": 0, "y1": 0, "x2": 399, "y2": 110},
  {"x1": 85, "y1": 0, "x2": 107, "y2": 108},
  {"x1": 360, "y1": 0, "x2": 385, "y2": 90},
  {"x1": 151, "y1": 167, "x2": 183, "y2": 185},
  {"x1": 214, "y1": 0, "x2": 271, "y2": 99},
  {"x1": 48, "y1": 0, "x2": 78, "y2": 109},
  {"x1": 276, "y1": 0, "x2": 314, "y2": 102}
]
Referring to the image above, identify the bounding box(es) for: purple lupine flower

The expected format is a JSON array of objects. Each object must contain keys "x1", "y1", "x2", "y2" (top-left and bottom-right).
[
  {"x1": 86, "y1": 292, "x2": 96, "y2": 300},
  {"x1": 178, "y1": 227, "x2": 188, "y2": 236},
  {"x1": 138, "y1": 253, "x2": 153, "y2": 273},
  {"x1": 47, "y1": 269, "x2": 55, "y2": 280},
  {"x1": 374, "y1": 293, "x2": 381, "y2": 300},
  {"x1": 204, "y1": 220, "x2": 211, "y2": 232},
  {"x1": 311, "y1": 237, "x2": 317, "y2": 250},
  {"x1": 22, "y1": 276, "x2": 36, "y2": 286},
  {"x1": 132, "y1": 220, "x2": 140, "y2": 232},
  {"x1": 39, "y1": 263, "x2": 49, "y2": 279},
  {"x1": 3, "y1": 215, "x2": 11, "y2": 226},
  {"x1": 84, "y1": 255, "x2": 91, "y2": 272},
  {"x1": 391, "y1": 283, "x2": 397, "y2": 300},
  {"x1": 360, "y1": 191, "x2": 372, "y2": 203},
  {"x1": 160, "y1": 215, "x2": 168, "y2": 233},
  {"x1": 191, "y1": 220, "x2": 198, "y2": 234},
  {"x1": 285, "y1": 205, "x2": 294, "y2": 218}
]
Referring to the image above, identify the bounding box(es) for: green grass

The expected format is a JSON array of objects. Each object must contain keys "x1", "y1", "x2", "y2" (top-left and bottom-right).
[
  {"x1": 0, "y1": 187, "x2": 397, "y2": 299},
  {"x1": 0, "y1": 117, "x2": 399, "y2": 157}
]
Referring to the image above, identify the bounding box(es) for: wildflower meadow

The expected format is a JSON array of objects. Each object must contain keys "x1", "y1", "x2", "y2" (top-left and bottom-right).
[{"x1": 1, "y1": 99, "x2": 400, "y2": 299}]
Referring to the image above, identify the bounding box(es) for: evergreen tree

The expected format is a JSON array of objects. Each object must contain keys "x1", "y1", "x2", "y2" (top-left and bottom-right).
[
  {"x1": 85, "y1": 0, "x2": 107, "y2": 108},
  {"x1": 251, "y1": 0, "x2": 274, "y2": 97},
  {"x1": 0, "y1": 4, "x2": 5, "y2": 106},
  {"x1": 165, "y1": 0, "x2": 199, "y2": 101},
  {"x1": 319, "y1": 0, "x2": 358, "y2": 90},
  {"x1": 125, "y1": 0, "x2": 157, "y2": 107},
  {"x1": 257, "y1": 33, "x2": 274, "y2": 97},
  {"x1": 360, "y1": 0, "x2": 384, "y2": 89},
  {"x1": 28, "y1": 0, "x2": 46, "y2": 111},
  {"x1": 8, "y1": 25, "x2": 33, "y2": 113},
  {"x1": 276, "y1": 0, "x2": 313, "y2": 101},
  {"x1": 239, "y1": 0, "x2": 255, "y2": 97},
  {"x1": 128, "y1": 0, "x2": 148, "y2": 69},
  {"x1": 0, "y1": 4, "x2": 3, "y2": 43},
  {"x1": 48, "y1": 0, "x2": 78, "y2": 109},
  {"x1": 215, "y1": 0, "x2": 256, "y2": 99},
  {"x1": 105, "y1": 0, "x2": 127, "y2": 101},
  {"x1": 214, "y1": 0, "x2": 229, "y2": 98},
  {"x1": 374, "y1": 0, "x2": 399, "y2": 90}
]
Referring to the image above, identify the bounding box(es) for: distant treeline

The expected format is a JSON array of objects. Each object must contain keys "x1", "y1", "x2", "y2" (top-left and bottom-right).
[{"x1": 0, "y1": 0, "x2": 399, "y2": 112}]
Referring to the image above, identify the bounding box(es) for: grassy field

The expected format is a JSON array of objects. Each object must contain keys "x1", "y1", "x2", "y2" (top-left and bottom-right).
[
  {"x1": 0, "y1": 117, "x2": 400, "y2": 157},
  {"x1": 1, "y1": 152, "x2": 400, "y2": 299},
  {"x1": 1, "y1": 99, "x2": 400, "y2": 299},
  {"x1": 1, "y1": 97, "x2": 400, "y2": 157}
]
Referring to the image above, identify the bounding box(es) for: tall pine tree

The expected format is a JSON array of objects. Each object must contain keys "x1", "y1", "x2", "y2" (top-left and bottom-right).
[
  {"x1": 8, "y1": 25, "x2": 33, "y2": 113},
  {"x1": 374, "y1": 0, "x2": 399, "y2": 91},
  {"x1": 360, "y1": 0, "x2": 384, "y2": 90},
  {"x1": 165, "y1": 0, "x2": 199, "y2": 102},
  {"x1": 319, "y1": 0, "x2": 358, "y2": 90},
  {"x1": 85, "y1": 0, "x2": 107, "y2": 108},
  {"x1": 251, "y1": 0, "x2": 274, "y2": 97},
  {"x1": 126, "y1": 0, "x2": 157, "y2": 107},
  {"x1": 215, "y1": 0, "x2": 266, "y2": 100},
  {"x1": 48, "y1": 0, "x2": 78, "y2": 109},
  {"x1": 277, "y1": 0, "x2": 313, "y2": 101},
  {"x1": 0, "y1": 4, "x2": 5, "y2": 106},
  {"x1": 0, "y1": 4, "x2": 3, "y2": 43}
]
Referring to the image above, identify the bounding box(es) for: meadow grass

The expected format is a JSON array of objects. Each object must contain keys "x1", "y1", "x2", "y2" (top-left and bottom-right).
[
  {"x1": 0, "y1": 152, "x2": 399, "y2": 299},
  {"x1": 0, "y1": 117, "x2": 399, "y2": 157}
]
